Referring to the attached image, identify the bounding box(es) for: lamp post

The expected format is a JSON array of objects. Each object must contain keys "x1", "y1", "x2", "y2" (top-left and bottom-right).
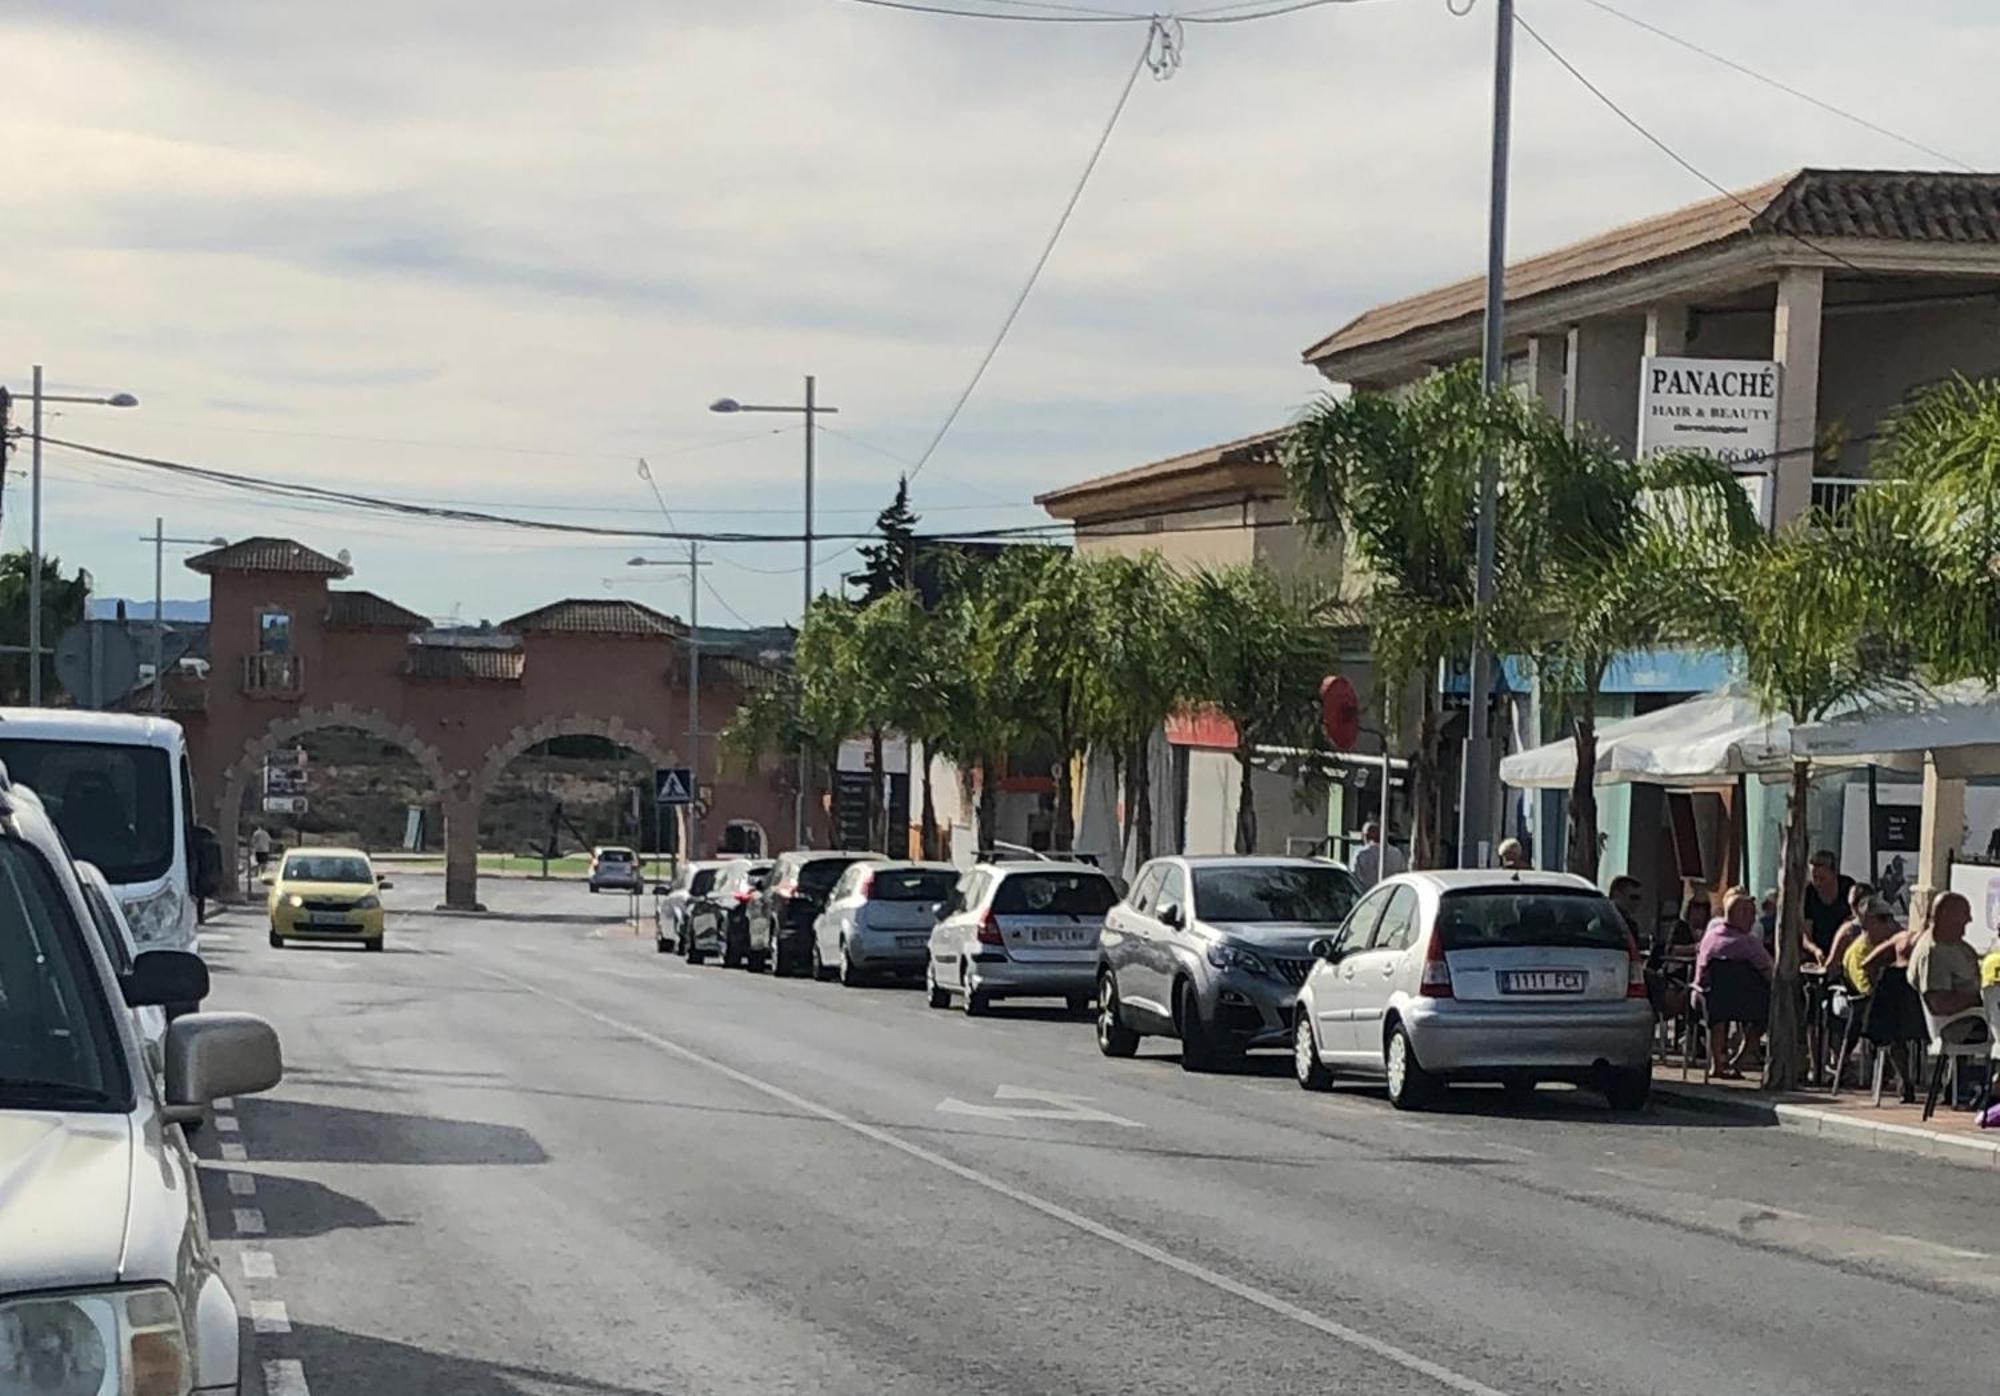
[
  {"x1": 3, "y1": 368, "x2": 140, "y2": 706},
  {"x1": 709, "y1": 376, "x2": 838, "y2": 847},
  {"x1": 142, "y1": 524, "x2": 226, "y2": 713},
  {"x1": 627, "y1": 549, "x2": 709, "y2": 862}
]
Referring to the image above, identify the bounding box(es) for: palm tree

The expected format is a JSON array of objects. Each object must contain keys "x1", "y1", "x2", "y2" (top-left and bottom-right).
[
  {"x1": 1285, "y1": 362, "x2": 1533, "y2": 867},
  {"x1": 1182, "y1": 565, "x2": 1331, "y2": 854},
  {"x1": 852, "y1": 590, "x2": 957, "y2": 858},
  {"x1": 1511, "y1": 427, "x2": 1762, "y2": 879},
  {"x1": 1081, "y1": 552, "x2": 1195, "y2": 866},
  {"x1": 985, "y1": 546, "x2": 1095, "y2": 851}
]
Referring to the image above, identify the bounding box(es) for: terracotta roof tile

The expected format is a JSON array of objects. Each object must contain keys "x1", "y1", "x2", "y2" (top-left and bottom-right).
[
  {"x1": 185, "y1": 536, "x2": 351, "y2": 578},
  {"x1": 1035, "y1": 429, "x2": 1289, "y2": 514},
  {"x1": 326, "y1": 590, "x2": 427, "y2": 630},
  {"x1": 499, "y1": 599, "x2": 684, "y2": 638},
  {"x1": 404, "y1": 645, "x2": 525, "y2": 682}
]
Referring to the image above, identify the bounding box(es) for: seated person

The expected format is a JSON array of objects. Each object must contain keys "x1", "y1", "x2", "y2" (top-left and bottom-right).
[
  {"x1": 1821, "y1": 882, "x2": 1874, "y2": 974},
  {"x1": 1653, "y1": 887, "x2": 1708, "y2": 970},
  {"x1": 1693, "y1": 889, "x2": 1773, "y2": 1079},
  {"x1": 1844, "y1": 900, "x2": 1924, "y2": 1103},
  {"x1": 1908, "y1": 892, "x2": 1990, "y2": 1042},
  {"x1": 1983, "y1": 942, "x2": 2000, "y2": 989}
]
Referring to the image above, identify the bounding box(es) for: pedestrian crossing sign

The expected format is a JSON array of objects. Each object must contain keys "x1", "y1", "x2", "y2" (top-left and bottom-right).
[{"x1": 654, "y1": 767, "x2": 694, "y2": 805}]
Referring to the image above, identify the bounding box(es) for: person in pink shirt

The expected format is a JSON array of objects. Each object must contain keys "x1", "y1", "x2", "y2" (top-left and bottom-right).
[{"x1": 1693, "y1": 888, "x2": 1774, "y2": 1078}]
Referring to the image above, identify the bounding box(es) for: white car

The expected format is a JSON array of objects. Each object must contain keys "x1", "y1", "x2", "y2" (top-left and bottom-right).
[
  {"x1": 655, "y1": 859, "x2": 729, "y2": 955},
  {"x1": 811, "y1": 860, "x2": 958, "y2": 985},
  {"x1": 1291, "y1": 869, "x2": 1654, "y2": 1111},
  {"x1": 75, "y1": 860, "x2": 168, "y2": 1068},
  {"x1": 926, "y1": 861, "x2": 1117, "y2": 1016}
]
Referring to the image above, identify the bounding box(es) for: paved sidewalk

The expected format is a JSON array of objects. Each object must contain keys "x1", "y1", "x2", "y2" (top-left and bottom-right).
[{"x1": 1652, "y1": 1062, "x2": 2000, "y2": 1170}]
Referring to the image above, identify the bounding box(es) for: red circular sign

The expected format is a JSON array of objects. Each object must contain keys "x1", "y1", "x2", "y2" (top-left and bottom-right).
[{"x1": 1320, "y1": 675, "x2": 1361, "y2": 751}]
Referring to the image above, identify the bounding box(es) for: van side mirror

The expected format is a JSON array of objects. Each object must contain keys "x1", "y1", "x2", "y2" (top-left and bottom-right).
[
  {"x1": 163, "y1": 1012, "x2": 282, "y2": 1124},
  {"x1": 191, "y1": 826, "x2": 224, "y2": 898},
  {"x1": 124, "y1": 950, "x2": 211, "y2": 1009},
  {"x1": 1309, "y1": 936, "x2": 1344, "y2": 963}
]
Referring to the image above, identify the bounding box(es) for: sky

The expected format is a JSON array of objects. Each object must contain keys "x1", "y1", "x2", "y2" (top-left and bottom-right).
[{"x1": 3, "y1": 0, "x2": 1994, "y2": 627}]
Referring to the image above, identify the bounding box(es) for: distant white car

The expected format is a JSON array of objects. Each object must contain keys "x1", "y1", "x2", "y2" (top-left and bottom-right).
[
  {"x1": 926, "y1": 861, "x2": 1117, "y2": 1016},
  {"x1": 589, "y1": 845, "x2": 644, "y2": 893},
  {"x1": 75, "y1": 859, "x2": 168, "y2": 1068},
  {"x1": 811, "y1": 860, "x2": 958, "y2": 985}
]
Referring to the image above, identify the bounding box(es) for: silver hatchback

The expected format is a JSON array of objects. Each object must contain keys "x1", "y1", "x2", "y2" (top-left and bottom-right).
[
  {"x1": 812, "y1": 861, "x2": 958, "y2": 985},
  {"x1": 1291, "y1": 869, "x2": 1653, "y2": 1110},
  {"x1": 926, "y1": 862, "x2": 1116, "y2": 1016}
]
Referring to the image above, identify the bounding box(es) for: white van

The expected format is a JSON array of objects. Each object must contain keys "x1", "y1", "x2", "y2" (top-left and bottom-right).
[{"x1": 0, "y1": 709, "x2": 222, "y2": 968}]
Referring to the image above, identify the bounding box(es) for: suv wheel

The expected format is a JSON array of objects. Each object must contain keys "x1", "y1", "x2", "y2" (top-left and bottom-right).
[
  {"x1": 1178, "y1": 982, "x2": 1232, "y2": 1074},
  {"x1": 926, "y1": 961, "x2": 950, "y2": 1010},
  {"x1": 1096, "y1": 973, "x2": 1139, "y2": 1058},
  {"x1": 1384, "y1": 1024, "x2": 1437, "y2": 1111},
  {"x1": 1294, "y1": 1013, "x2": 1333, "y2": 1091}
]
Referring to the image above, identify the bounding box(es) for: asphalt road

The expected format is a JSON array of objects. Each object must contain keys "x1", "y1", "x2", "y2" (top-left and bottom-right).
[{"x1": 196, "y1": 873, "x2": 2000, "y2": 1396}]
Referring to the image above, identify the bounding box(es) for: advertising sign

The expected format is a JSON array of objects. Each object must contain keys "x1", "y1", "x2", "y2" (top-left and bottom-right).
[{"x1": 1638, "y1": 356, "x2": 1781, "y2": 523}]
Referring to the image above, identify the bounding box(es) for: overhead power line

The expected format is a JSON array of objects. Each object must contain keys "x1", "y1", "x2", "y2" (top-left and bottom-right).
[{"x1": 1565, "y1": 0, "x2": 1974, "y2": 171}]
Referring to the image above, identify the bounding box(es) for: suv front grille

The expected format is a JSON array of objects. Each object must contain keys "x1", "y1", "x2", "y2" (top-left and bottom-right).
[{"x1": 1274, "y1": 957, "x2": 1313, "y2": 987}]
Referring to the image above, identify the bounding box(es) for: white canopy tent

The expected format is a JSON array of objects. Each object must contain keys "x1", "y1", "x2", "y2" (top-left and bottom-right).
[
  {"x1": 1791, "y1": 679, "x2": 2000, "y2": 776},
  {"x1": 1499, "y1": 686, "x2": 1795, "y2": 790}
]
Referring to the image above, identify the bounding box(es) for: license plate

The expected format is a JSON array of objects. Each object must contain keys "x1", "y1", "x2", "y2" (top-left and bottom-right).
[
  {"x1": 307, "y1": 913, "x2": 354, "y2": 928},
  {"x1": 1499, "y1": 969, "x2": 1585, "y2": 995},
  {"x1": 896, "y1": 935, "x2": 928, "y2": 949},
  {"x1": 1024, "y1": 927, "x2": 1088, "y2": 945}
]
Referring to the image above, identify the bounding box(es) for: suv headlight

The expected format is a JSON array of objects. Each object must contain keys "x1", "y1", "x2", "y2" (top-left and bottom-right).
[
  {"x1": 1205, "y1": 940, "x2": 1271, "y2": 977},
  {"x1": 0, "y1": 1284, "x2": 191, "y2": 1395},
  {"x1": 119, "y1": 887, "x2": 186, "y2": 948}
]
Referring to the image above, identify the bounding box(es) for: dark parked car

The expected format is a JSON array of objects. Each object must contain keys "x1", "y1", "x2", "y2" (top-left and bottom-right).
[
  {"x1": 685, "y1": 858, "x2": 772, "y2": 968},
  {"x1": 749, "y1": 850, "x2": 888, "y2": 977}
]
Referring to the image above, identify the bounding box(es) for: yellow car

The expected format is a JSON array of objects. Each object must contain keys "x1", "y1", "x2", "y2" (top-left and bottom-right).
[{"x1": 266, "y1": 846, "x2": 389, "y2": 951}]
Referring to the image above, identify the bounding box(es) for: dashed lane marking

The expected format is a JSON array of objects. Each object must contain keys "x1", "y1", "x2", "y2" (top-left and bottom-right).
[
  {"x1": 221, "y1": 1142, "x2": 248, "y2": 1162},
  {"x1": 227, "y1": 1172, "x2": 258, "y2": 1197},
  {"x1": 215, "y1": 1115, "x2": 241, "y2": 1134},
  {"x1": 478, "y1": 965, "x2": 1512, "y2": 1396},
  {"x1": 263, "y1": 1358, "x2": 310, "y2": 1395},
  {"x1": 241, "y1": 1251, "x2": 277, "y2": 1280},
  {"x1": 233, "y1": 1207, "x2": 267, "y2": 1236},
  {"x1": 251, "y1": 1300, "x2": 292, "y2": 1335},
  {"x1": 212, "y1": 1097, "x2": 235, "y2": 1110}
]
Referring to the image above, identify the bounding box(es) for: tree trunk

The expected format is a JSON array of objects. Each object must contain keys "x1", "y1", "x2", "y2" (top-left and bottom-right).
[
  {"x1": 1410, "y1": 689, "x2": 1441, "y2": 870},
  {"x1": 976, "y1": 753, "x2": 1000, "y2": 852},
  {"x1": 1234, "y1": 742, "x2": 1257, "y2": 855},
  {"x1": 1764, "y1": 758, "x2": 1812, "y2": 1091},
  {"x1": 919, "y1": 742, "x2": 938, "y2": 861},
  {"x1": 825, "y1": 755, "x2": 843, "y2": 849},
  {"x1": 1565, "y1": 699, "x2": 1600, "y2": 881},
  {"x1": 1053, "y1": 744, "x2": 1076, "y2": 854},
  {"x1": 867, "y1": 727, "x2": 886, "y2": 852},
  {"x1": 1131, "y1": 737, "x2": 1155, "y2": 866}
]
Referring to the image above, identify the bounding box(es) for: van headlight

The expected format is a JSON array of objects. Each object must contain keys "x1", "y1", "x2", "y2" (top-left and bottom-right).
[
  {"x1": 119, "y1": 887, "x2": 186, "y2": 947},
  {"x1": 0, "y1": 1285, "x2": 191, "y2": 1395}
]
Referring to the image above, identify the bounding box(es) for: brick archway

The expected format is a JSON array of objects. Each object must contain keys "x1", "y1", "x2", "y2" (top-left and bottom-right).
[{"x1": 218, "y1": 704, "x2": 455, "y2": 896}]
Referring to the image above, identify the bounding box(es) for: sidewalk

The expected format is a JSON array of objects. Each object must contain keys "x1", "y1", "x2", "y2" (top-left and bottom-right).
[{"x1": 1651, "y1": 1061, "x2": 2000, "y2": 1171}]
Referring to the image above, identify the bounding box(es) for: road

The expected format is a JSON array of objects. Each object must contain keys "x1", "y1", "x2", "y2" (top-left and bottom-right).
[{"x1": 197, "y1": 873, "x2": 2000, "y2": 1395}]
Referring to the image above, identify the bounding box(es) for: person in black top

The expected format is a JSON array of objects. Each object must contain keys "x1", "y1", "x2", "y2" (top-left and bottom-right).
[{"x1": 1802, "y1": 849, "x2": 1854, "y2": 966}]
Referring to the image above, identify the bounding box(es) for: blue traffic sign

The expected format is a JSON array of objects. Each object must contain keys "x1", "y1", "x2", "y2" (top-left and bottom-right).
[{"x1": 654, "y1": 767, "x2": 695, "y2": 805}]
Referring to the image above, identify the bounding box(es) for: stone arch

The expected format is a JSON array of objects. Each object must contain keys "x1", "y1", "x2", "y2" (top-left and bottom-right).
[
  {"x1": 217, "y1": 704, "x2": 453, "y2": 895},
  {"x1": 474, "y1": 713, "x2": 678, "y2": 801}
]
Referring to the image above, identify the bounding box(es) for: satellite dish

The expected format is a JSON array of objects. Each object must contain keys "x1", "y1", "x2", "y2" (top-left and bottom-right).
[
  {"x1": 54, "y1": 621, "x2": 143, "y2": 710},
  {"x1": 337, "y1": 549, "x2": 353, "y2": 568}
]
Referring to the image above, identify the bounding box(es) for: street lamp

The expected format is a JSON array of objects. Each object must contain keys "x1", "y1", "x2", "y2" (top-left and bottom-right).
[
  {"x1": 627, "y1": 549, "x2": 709, "y2": 862},
  {"x1": 0, "y1": 368, "x2": 141, "y2": 705},
  {"x1": 707, "y1": 376, "x2": 838, "y2": 847},
  {"x1": 140, "y1": 523, "x2": 225, "y2": 713}
]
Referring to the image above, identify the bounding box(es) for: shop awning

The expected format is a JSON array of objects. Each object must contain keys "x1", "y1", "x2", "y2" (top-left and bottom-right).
[
  {"x1": 1791, "y1": 679, "x2": 2000, "y2": 776},
  {"x1": 1499, "y1": 686, "x2": 1795, "y2": 790}
]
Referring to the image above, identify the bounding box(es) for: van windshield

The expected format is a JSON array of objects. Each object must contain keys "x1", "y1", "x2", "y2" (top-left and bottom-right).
[
  {"x1": 0, "y1": 839, "x2": 127, "y2": 1111},
  {"x1": 0, "y1": 739, "x2": 175, "y2": 887}
]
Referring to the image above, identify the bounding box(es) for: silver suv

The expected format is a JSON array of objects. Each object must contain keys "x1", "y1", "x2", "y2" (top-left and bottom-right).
[
  {"x1": 1, "y1": 776, "x2": 283, "y2": 1393},
  {"x1": 1096, "y1": 856, "x2": 1359, "y2": 1071}
]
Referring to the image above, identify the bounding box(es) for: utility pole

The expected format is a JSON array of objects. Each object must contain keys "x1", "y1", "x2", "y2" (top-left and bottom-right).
[
  {"x1": 799, "y1": 373, "x2": 817, "y2": 850},
  {"x1": 28, "y1": 366, "x2": 43, "y2": 707},
  {"x1": 152, "y1": 517, "x2": 164, "y2": 713},
  {"x1": 1458, "y1": 0, "x2": 1515, "y2": 869},
  {"x1": 686, "y1": 541, "x2": 703, "y2": 863}
]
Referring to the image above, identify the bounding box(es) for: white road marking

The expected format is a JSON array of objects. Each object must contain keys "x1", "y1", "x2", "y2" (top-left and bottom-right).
[
  {"x1": 221, "y1": 1142, "x2": 249, "y2": 1162},
  {"x1": 241, "y1": 1251, "x2": 277, "y2": 1280},
  {"x1": 212, "y1": 1096, "x2": 235, "y2": 1110},
  {"x1": 215, "y1": 1114, "x2": 241, "y2": 1134},
  {"x1": 937, "y1": 1084, "x2": 1144, "y2": 1129},
  {"x1": 263, "y1": 1358, "x2": 311, "y2": 1395},
  {"x1": 227, "y1": 1172, "x2": 258, "y2": 1197},
  {"x1": 479, "y1": 966, "x2": 1510, "y2": 1396},
  {"x1": 233, "y1": 1207, "x2": 267, "y2": 1236},
  {"x1": 251, "y1": 1300, "x2": 292, "y2": 1334}
]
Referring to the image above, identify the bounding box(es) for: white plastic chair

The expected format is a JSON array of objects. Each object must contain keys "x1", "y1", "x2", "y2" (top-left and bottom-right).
[{"x1": 1919, "y1": 998, "x2": 1990, "y2": 1121}]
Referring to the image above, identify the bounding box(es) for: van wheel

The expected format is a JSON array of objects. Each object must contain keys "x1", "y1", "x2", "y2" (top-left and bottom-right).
[
  {"x1": 1384, "y1": 1024, "x2": 1437, "y2": 1110},
  {"x1": 1096, "y1": 974, "x2": 1139, "y2": 1058},
  {"x1": 1294, "y1": 1013, "x2": 1333, "y2": 1091},
  {"x1": 926, "y1": 962, "x2": 950, "y2": 1009}
]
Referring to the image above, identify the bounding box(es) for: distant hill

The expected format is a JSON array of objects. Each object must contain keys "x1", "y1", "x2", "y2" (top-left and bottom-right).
[{"x1": 89, "y1": 598, "x2": 209, "y2": 623}]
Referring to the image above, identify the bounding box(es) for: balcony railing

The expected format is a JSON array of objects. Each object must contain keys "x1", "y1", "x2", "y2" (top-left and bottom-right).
[
  {"x1": 1810, "y1": 476, "x2": 1876, "y2": 517},
  {"x1": 242, "y1": 651, "x2": 304, "y2": 699}
]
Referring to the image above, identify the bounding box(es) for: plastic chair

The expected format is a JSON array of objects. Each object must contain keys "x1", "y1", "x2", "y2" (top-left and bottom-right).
[
  {"x1": 1827, "y1": 992, "x2": 1889, "y2": 1104},
  {"x1": 1918, "y1": 998, "x2": 1989, "y2": 1121}
]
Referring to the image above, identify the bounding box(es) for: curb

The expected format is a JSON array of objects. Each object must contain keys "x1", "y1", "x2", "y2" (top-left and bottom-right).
[{"x1": 1653, "y1": 1080, "x2": 2000, "y2": 1171}]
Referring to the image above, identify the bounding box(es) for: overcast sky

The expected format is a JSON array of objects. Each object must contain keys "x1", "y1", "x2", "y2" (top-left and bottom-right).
[{"x1": 4, "y1": 0, "x2": 1992, "y2": 626}]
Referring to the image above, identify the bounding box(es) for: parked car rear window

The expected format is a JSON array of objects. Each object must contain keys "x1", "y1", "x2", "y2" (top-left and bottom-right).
[
  {"x1": 1435, "y1": 889, "x2": 1630, "y2": 952},
  {"x1": 689, "y1": 869, "x2": 719, "y2": 896},
  {"x1": 798, "y1": 858, "x2": 870, "y2": 894},
  {"x1": 869, "y1": 868, "x2": 956, "y2": 902},
  {"x1": 0, "y1": 841, "x2": 127, "y2": 1110},
  {"x1": 994, "y1": 872, "x2": 1117, "y2": 916},
  {"x1": 1192, "y1": 865, "x2": 1359, "y2": 924},
  {"x1": 599, "y1": 848, "x2": 636, "y2": 863}
]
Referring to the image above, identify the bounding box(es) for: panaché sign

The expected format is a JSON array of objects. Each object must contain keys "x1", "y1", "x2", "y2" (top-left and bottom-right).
[{"x1": 1638, "y1": 355, "x2": 1781, "y2": 522}]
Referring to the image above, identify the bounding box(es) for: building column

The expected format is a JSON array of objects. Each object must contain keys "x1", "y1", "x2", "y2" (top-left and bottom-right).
[
  {"x1": 443, "y1": 788, "x2": 484, "y2": 911},
  {"x1": 1526, "y1": 334, "x2": 1565, "y2": 418},
  {"x1": 1644, "y1": 302, "x2": 1689, "y2": 359},
  {"x1": 1914, "y1": 751, "x2": 1964, "y2": 919},
  {"x1": 1771, "y1": 267, "x2": 1825, "y2": 525}
]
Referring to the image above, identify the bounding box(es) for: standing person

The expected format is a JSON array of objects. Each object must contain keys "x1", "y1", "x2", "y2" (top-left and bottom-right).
[
  {"x1": 1693, "y1": 889, "x2": 1774, "y2": 1078},
  {"x1": 249, "y1": 824, "x2": 272, "y2": 872},
  {"x1": 1351, "y1": 820, "x2": 1404, "y2": 890},
  {"x1": 1495, "y1": 838, "x2": 1530, "y2": 871},
  {"x1": 1802, "y1": 850, "x2": 1856, "y2": 966}
]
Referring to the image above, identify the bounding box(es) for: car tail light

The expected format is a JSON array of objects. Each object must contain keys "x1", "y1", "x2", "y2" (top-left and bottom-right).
[
  {"x1": 855, "y1": 868, "x2": 875, "y2": 897},
  {"x1": 1626, "y1": 932, "x2": 1648, "y2": 999},
  {"x1": 1418, "y1": 933, "x2": 1453, "y2": 998},
  {"x1": 976, "y1": 912, "x2": 1004, "y2": 946},
  {"x1": 733, "y1": 888, "x2": 754, "y2": 904}
]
